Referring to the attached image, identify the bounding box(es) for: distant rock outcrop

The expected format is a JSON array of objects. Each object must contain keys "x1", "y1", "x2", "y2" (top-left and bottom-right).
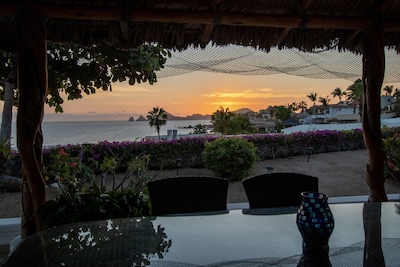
[
  {"x1": 136, "y1": 115, "x2": 147, "y2": 121},
  {"x1": 128, "y1": 116, "x2": 134, "y2": 122}
]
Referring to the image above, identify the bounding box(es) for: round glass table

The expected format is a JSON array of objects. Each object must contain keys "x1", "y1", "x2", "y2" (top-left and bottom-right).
[{"x1": 1, "y1": 202, "x2": 399, "y2": 266}]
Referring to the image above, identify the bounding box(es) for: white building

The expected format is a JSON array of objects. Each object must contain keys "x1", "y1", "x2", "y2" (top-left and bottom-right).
[
  {"x1": 302, "y1": 95, "x2": 396, "y2": 124},
  {"x1": 305, "y1": 101, "x2": 360, "y2": 124},
  {"x1": 381, "y1": 95, "x2": 396, "y2": 111}
]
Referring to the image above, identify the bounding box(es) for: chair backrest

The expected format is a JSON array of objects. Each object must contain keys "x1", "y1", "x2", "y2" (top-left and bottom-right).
[
  {"x1": 147, "y1": 176, "x2": 229, "y2": 216},
  {"x1": 242, "y1": 173, "x2": 318, "y2": 209}
]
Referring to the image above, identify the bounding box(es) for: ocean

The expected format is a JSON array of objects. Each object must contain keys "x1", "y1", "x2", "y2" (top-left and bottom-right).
[{"x1": 9, "y1": 119, "x2": 212, "y2": 148}]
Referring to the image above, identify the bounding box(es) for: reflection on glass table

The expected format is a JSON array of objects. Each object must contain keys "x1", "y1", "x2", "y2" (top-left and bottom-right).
[{"x1": 1, "y1": 202, "x2": 400, "y2": 266}]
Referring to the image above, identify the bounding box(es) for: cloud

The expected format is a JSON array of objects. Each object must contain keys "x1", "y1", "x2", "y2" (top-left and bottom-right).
[
  {"x1": 210, "y1": 101, "x2": 262, "y2": 106},
  {"x1": 202, "y1": 88, "x2": 280, "y2": 99},
  {"x1": 111, "y1": 83, "x2": 156, "y2": 94},
  {"x1": 258, "y1": 88, "x2": 273, "y2": 92}
]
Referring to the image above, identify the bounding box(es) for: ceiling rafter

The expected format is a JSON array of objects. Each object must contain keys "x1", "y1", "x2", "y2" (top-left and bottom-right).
[
  {"x1": 118, "y1": 0, "x2": 130, "y2": 40},
  {"x1": 277, "y1": 0, "x2": 314, "y2": 45},
  {"x1": 1, "y1": 4, "x2": 400, "y2": 32},
  {"x1": 197, "y1": 0, "x2": 224, "y2": 44}
]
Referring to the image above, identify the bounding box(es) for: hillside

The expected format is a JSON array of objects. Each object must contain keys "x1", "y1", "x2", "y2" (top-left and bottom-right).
[{"x1": 134, "y1": 107, "x2": 257, "y2": 121}]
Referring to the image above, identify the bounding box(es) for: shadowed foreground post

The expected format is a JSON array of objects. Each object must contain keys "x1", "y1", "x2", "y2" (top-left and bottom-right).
[
  {"x1": 16, "y1": 11, "x2": 48, "y2": 237},
  {"x1": 362, "y1": 21, "x2": 388, "y2": 202}
]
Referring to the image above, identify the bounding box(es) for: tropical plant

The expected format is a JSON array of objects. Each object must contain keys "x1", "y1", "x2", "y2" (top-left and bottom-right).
[
  {"x1": 307, "y1": 92, "x2": 318, "y2": 106},
  {"x1": 393, "y1": 88, "x2": 400, "y2": 100},
  {"x1": 318, "y1": 96, "x2": 330, "y2": 106},
  {"x1": 39, "y1": 154, "x2": 156, "y2": 229},
  {"x1": 0, "y1": 43, "x2": 170, "y2": 113},
  {"x1": 318, "y1": 96, "x2": 331, "y2": 121},
  {"x1": 287, "y1": 102, "x2": 299, "y2": 113},
  {"x1": 331, "y1": 87, "x2": 346, "y2": 102},
  {"x1": 193, "y1": 124, "x2": 207, "y2": 134},
  {"x1": 202, "y1": 137, "x2": 257, "y2": 181},
  {"x1": 211, "y1": 106, "x2": 232, "y2": 134},
  {"x1": 0, "y1": 138, "x2": 12, "y2": 175},
  {"x1": 383, "y1": 132, "x2": 400, "y2": 183},
  {"x1": 0, "y1": 45, "x2": 170, "y2": 236},
  {"x1": 271, "y1": 105, "x2": 292, "y2": 132},
  {"x1": 298, "y1": 101, "x2": 308, "y2": 112},
  {"x1": 346, "y1": 78, "x2": 364, "y2": 118},
  {"x1": 0, "y1": 44, "x2": 170, "y2": 147},
  {"x1": 307, "y1": 92, "x2": 318, "y2": 122},
  {"x1": 225, "y1": 114, "x2": 257, "y2": 135},
  {"x1": 147, "y1": 107, "x2": 168, "y2": 140},
  {"x1": 44, "y1": 148, "x2": 95, "y2": 183},
  {"x1": 383, "y1": 85, "x2": 394, "y2": 96}
]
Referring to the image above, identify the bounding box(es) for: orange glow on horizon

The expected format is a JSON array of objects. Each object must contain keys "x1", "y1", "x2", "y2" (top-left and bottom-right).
[{"x1": 37, "y1": 72, "x2": 400, "y2": 121}]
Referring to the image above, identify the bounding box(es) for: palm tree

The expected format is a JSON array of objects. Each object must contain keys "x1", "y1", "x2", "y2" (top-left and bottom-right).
[
  {"x1": 147, "y1": 106, "x2": 168, "y2": 140},
  {"x1": 383, "y1": 85, "x2": 394, "y2": 96},
  {"x1": 394, "y1": 88, "x2": 400, "y2": 100},
  {"x1": 193, "y1": 124, "x2": 207, "y2": 134},
  {"x1": 225, "y1": 114, "x2": 256, "y2": 135},
  {"x1": 288, "y1": 102, "x2": 299, "y2": 113},
  {"x1": 297, "y1": 101, "x2": 308, "y2": 113},
  {"x1": 318, "y1": 96, "x2": 331, "y2": 106},
  {"x1": 318, "y1": 96, "x2": 331, "y2": 121},
  {"x1": 307, "y1": 92, "x2": 318, "y2": 122},
  {"x1": 271, "y1": 105, "x2": 292, "y2": 132},
  {"x1": 331, "y1": 87, "x2": 347, "y2": 102},
  {"x1": 346, "y1": 78, "x2": 364, "y2": 119},
  {"x1": 307, "y1": 92, "x2": 318, "y2": 106},
  {"x1": 211, "y1": 106, "x2": 232, "y2": 133}
]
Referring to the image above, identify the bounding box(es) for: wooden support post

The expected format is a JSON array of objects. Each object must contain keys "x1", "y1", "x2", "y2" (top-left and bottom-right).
[
  {"x1": 16, "y1": 11, "x2": 48, "y2": 236},
  {"x1": 362, "y1": 22, "x2": 387, "y2": 202}
]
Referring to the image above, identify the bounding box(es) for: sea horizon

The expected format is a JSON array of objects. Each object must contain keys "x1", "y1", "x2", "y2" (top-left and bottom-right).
[{"x1": 8, "y1": 119, "x2": 212, "y2": 148}]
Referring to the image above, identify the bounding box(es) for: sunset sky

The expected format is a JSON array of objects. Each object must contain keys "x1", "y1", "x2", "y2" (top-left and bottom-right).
[
  {"x1": 40, "y1": 71, "x2": 399, "y2": 122},
  {"x1": 0, "y1": 45, "x2": 399, "y2": 122}
]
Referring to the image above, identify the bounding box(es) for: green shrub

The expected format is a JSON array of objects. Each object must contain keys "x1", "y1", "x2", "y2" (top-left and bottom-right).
[
  {"x1": 202, "y1": 137, "x2": 257, "y2": 181},
  {"x1": 39, "y1": 154, "x2": 155, "y2": 229},
  {"x1": 383, "y1": 131, "x2": 400, "y2": 183}
]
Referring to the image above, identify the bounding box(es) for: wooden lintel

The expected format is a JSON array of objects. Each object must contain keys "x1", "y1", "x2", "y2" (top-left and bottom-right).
[{"x1": 1, "y1": 4, "x2": 400, "y2": 32}]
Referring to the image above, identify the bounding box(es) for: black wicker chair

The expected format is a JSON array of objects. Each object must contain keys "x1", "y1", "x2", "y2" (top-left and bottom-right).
[
  {"x1": 242, "y1": 173, "x2": 318, "y2": 209},
  {"x1": 147, "y1": 176, "x2": 229, "y2": 216}
]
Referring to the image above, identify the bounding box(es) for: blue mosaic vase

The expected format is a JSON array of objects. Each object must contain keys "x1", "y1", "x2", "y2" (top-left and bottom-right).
[{"x1": 296, "y1": 192, "x2": 335, "y2": 267}]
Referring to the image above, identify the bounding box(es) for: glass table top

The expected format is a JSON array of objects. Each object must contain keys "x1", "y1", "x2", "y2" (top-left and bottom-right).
[{"x1": 1, "y1": 202, "x2": 399, "y2": 266}]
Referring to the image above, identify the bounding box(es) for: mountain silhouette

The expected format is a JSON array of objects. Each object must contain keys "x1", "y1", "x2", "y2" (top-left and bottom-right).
[{"x1": 135, "y1": 107, "x2": 256, "y2": 121}]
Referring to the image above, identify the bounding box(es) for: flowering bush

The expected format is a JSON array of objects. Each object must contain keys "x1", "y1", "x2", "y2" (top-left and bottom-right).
[
  {"x1": 26, "y1": 128, "x2": 369, "y2": 178},
  {"x1": 44, "y1": 148, "x2": 95, "y2": 183},
  {"x1": 383, "y1": 131, "x2": 400, "y2": 183}
]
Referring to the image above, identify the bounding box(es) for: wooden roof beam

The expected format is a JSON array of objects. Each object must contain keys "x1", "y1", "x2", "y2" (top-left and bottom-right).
[
  {"x1": 277, "y1": 0, "x2": 314, "y2": 45},
  {"x1": 1, "y1": 4, "x2": 400, "y2": 32},
  {"x1": 197, "y1": 0, "x2": 222, "y2": 44}
]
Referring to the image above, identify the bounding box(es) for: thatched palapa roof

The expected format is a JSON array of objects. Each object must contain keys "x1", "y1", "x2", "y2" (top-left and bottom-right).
[{"x1": 1, "y1": 0, "x2": 400, "y2": 53}]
